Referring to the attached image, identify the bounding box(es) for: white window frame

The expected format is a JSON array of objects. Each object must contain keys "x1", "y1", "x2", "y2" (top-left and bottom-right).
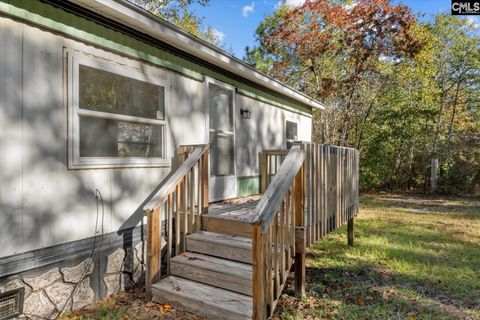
[{"x1": 67, "y1": 51, "x2": 170, "y2": 169}]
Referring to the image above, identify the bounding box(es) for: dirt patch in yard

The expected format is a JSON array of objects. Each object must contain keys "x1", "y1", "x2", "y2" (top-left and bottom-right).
[{"x1": 60, "y1": 288, "x2": 205, "y2": 320}]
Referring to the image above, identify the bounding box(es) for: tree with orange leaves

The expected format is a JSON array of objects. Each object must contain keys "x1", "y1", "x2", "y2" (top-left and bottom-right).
[{"x1": 246, "y1": 0, "x2": 424, "y2": 146}]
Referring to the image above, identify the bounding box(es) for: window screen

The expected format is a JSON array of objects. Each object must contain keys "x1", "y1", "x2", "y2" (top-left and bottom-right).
[
  {"x1": 209, "y1": 132, "x2": 234, "y2": 176},
  {"x1": 208, "y1": 83, "x2": 234, "y2": 132},
  {"x1": 286, "y1": 121, "x2": 298, "y2": 148}
]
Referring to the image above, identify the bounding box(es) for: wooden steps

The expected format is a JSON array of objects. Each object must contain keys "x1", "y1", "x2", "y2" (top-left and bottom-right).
[
  {"x1": 152, "y1": 276, "x2": 252, "y2": 320},
  {"x1": 152, "y1": 230, "x2": 254, "y2": 319},
  {"x1": 202, "y1": 208, "x2": 254, "y2": 238},
  {"x1": 186, "y1": 231, "x2": 252, "y2": 263},
  {"x1": 170, "y1": 252, "x2": 252, "y2": 295}
]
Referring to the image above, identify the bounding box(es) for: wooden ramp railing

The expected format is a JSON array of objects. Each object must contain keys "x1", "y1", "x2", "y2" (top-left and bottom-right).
[
  {"x1": 261, "y1": 143, "x2": 360, "y2": 245},
  {"x1": 255, "y1": 142, "x2": 360, "y2": 318},
  {"x1": 250, "y1": 145, "x2": 305, "y2": 319},
  {"x1": 143, "y1": 144, "x2": 209, "y2": 296}
]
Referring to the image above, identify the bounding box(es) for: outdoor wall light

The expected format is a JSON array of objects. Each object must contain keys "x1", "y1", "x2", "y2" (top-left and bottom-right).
[{"x1": 240, "y1": 107, "x2": 251, "y2": 119}]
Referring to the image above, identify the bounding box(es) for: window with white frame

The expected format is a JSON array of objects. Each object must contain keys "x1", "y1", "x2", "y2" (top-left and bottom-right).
[{"x1": 68, "y1": 52, "x2": 169, "y2": 168}]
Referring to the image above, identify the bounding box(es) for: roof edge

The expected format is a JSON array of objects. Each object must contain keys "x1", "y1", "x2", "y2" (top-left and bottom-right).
[{"x1": 69, "y1": 0, "x2": 325, "y2": 110}]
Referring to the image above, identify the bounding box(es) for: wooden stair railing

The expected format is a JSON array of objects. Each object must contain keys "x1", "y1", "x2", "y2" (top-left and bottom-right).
[
  {"x1": 143, "y1": 144, "x2": 209, "y2": 297},
  {"x1": 249, "y1": 145, "x2": 306, "y2": 320}
]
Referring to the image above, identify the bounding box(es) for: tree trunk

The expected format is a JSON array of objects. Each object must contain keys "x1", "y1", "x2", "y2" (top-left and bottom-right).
[{"x1": 431, "y1": 158, "x2": 439, "y2": 192}]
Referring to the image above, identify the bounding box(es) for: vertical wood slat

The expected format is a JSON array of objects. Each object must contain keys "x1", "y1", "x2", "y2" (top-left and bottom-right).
[
  {"x1": 324, "y1": 145, "x2": 327, "y2": 237},
  {"x1": 330, "y1": 146, "x2": 334, "y2": 233},
  {"x1": 273, "y1": 212, "x2": 279, "y2": 299},
  {"x1": 320, "y1": 145, "x2": 323, "y2": 237},
  {"x1": 285, "y1": 192, "x2": 291, "y2": 264},
  {"x1": 198, "y1": 155, "x2": 203, "y2": 215},
  {"x1": 280, "y1": 200, "x2": 286, "y2": 283},
  {"x1": 167, "y1": 193, "x2": 173, "y2": 275},
  {"x1": 310, "y1": 144, "x2": 313, "y2": 241},
  {"x1": 294, "y1": 164, "x2": 305, "y2": 297},
  {"x1": 188, "y1": 168, "x2": 195, "y2": 233},
  {"x1": 198, "y1": 155, "x2": 203, "y2": 217},
  {"x1": 290, "y1": 188, "x2": 295, "y2": 258},
  {"x1": 271, "y1": 154, "x2": 274, "y2": 187},
  {"x1": 315, "y1": 144, "x2": 319, "y2": 241},
  {"x1": 202, "y1": 151, "x2": 209, "y2": 213},
  {"x1": 266, "y1": 227, "x2": 273, "y2": 316},
  {"x1": 336, "y1": 148, "x2": 340, "y2": 229},
  {"x1": 182, "y1": 176, "x2": 188, "y2": 251},
  {"x1": 175, "y1": 184, "x2": 181, "y2": 254}
]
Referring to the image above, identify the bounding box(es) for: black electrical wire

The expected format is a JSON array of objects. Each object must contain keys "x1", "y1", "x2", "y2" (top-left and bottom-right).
[{"x1": 51, "y1": 189, "x2": 105, "y2": 319}]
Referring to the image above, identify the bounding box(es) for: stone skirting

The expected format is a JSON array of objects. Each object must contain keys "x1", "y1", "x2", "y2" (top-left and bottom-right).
[{"x1": 0, "y1": 226, "x2": 166, "y2": 319}]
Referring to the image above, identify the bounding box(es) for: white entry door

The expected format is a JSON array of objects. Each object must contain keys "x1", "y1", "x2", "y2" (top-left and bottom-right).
[{"x1": 207, "y1": 79, "x2": 236, "y2": 202}]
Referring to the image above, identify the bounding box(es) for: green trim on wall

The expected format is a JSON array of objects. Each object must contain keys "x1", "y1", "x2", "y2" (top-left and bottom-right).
[
  {"x1": 237, "y1": 176, "x2": 260, "y2": 197},
  {"x1": 0, "y1": 0, "x2": 313, "y2": 117}
]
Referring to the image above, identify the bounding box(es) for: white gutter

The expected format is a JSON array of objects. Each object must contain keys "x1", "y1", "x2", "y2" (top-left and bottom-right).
[{"x1": 70, "y1": 0, "x2": 325, "y2": 110}]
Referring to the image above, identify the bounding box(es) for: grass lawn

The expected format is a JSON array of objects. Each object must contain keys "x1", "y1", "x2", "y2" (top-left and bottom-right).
[
  {"x1": 62, "y1": 194, "x2": 480, "y2": 320},
  {"x1": 275, "y1": 194, "x2": 480, "y2": 320}
]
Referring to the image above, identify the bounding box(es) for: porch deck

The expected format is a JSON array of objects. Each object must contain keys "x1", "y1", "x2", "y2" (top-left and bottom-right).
[
  {"x1": 200, "y1": 195, "x2": 260, "y2": 239},
  {"x1": 144, "y1": 143, "x2": 360, "y2": 319},
  {"x1": 206, "y1": 195, "x2": 261, "y2": 221}
]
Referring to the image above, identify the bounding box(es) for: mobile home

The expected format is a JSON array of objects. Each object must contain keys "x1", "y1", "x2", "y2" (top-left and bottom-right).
[{"x1": 0, "y1": 0, "x2": 329, "y2": 318}]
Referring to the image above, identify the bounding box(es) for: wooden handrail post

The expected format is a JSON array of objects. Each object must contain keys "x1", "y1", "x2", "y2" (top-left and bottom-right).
[
  {"x1": 145, "y1": 207, "x2": 161, "y2": 299},
  {"x1": 294, "y1": 226, "x2": 306, "y2": 297},
  {"x1": 260, "y1": 151, "x2": 267, "y2": 193},
  {"x1": 252, "y1": 224, "x2": 267, "y2": 320},
  {"x1": 294, "y1": 163, "x2": 306, "y2": 297},
  {"x1": 177, "y1": 146, "x2": 187, "y2": 165}
]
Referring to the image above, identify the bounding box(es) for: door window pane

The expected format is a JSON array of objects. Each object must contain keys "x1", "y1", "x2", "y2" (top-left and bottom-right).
[
  {"x1": 208, "y1": 83, "x2": 233, "y2": 132},
  {"x1": 210, "y1": 132, "x2": 234, "y2": 176},
  {"x1": 79, "y1": 65, "x2": 165, "y2": 120},
  {"x1": 286, "y1": 121, "x2": 298, "y2": 149},
  {"x1": 79, "y1": 116, "x2": 163, "y2": 158}
]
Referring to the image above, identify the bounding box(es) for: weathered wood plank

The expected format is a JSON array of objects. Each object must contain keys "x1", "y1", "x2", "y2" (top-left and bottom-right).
[
  {"x1": 167, "y1": 194, "x2": 173, "y2": 275},
  {"x1": 202, "y1": 215, "x2": 252, "y2": 238},
  {"x1": 170, "y1": 252, "x2": 252, "y2": 296},
  {"x1": 186, "y1": 231, "x2": 252, "y2": 264},
  {"x1": 175, "y1": 185, "x2": 181, "y2": 255},
  {"x1": 152, "y1": 276, "x2": 252, "y2": 320}
]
